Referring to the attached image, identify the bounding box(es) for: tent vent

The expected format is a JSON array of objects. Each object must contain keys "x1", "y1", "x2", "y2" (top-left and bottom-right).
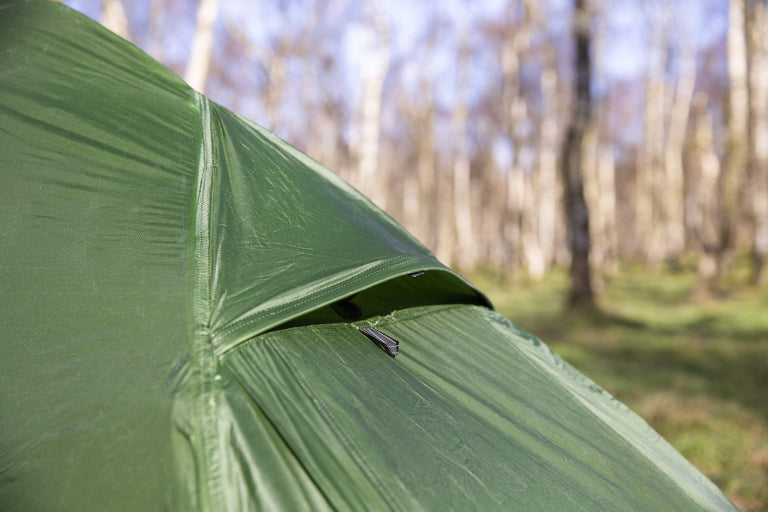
[
  {"x1": 359, "y1": 327, "x2": 399, "y2": 357},
  {"x1": 330, "y1": 295, "x2": 362, "y2": 320}
]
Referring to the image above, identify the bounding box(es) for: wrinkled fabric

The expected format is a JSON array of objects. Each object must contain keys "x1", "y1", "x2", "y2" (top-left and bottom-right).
[
  {"x1": 204, "y1": 105, "x2": 487, "y2": 354},
  {"x1": 0, "y1": 1, "x2": 736, "y2": 511},
  {"x1": 1, "y1": 2, "x2": 199, "y2": 510},
  {"x1": 223, "y1": 305, "x2": 735, "y2": 512}
]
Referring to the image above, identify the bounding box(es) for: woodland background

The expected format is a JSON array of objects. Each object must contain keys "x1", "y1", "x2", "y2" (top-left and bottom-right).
[{"x1": 63, "y1": 0, "x2": 768, "y2": 509}]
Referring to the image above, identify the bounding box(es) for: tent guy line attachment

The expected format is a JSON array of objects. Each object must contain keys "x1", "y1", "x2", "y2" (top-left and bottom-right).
[{"x1": 359, "y1": 327, "x2": 400, "y2": 357}]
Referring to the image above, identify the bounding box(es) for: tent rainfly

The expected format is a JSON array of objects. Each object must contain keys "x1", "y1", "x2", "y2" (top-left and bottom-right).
[{"x1": 0, "y1": 2, "x2": 737, "y2": 511}]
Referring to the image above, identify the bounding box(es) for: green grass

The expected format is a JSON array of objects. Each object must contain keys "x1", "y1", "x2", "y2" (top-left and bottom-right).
[{"x1": 473, "y1": 265, "x2": 768, "y2": 512}]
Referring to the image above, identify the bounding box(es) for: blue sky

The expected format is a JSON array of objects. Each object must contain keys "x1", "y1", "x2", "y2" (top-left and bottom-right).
[
  {"x1": 64, "y1": 0, "x2": 728, "y2": 86},
  {"x1": 63, "y1": 0, "x2": 729, "y2": 144}
]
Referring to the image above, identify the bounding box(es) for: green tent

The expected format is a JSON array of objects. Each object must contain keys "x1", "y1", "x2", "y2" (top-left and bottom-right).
[{"x1": 0, "y1": 2, "x2": 736, "y2": 511}]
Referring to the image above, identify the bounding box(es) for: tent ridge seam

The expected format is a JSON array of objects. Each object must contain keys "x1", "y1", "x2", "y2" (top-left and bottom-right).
[
  {"x1": 191, "y1": 92, "x2": 224, "y2": 512},
  {"x1": 193, "y1": 94, "x2": 213, "y2": 323}
]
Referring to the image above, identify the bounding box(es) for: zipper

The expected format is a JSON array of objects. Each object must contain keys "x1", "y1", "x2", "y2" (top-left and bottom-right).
[{"x1": 359, "y1": 327, "x2": 400, "y2": 357}]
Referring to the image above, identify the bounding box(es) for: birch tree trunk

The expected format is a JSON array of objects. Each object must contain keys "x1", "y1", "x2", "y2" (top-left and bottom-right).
[
  {"x1": 224, "y1": 23, "x2": 287, "y2": 135},
  {"x1": 299, "y1": 15, "x2": 340, "y2": 166},
  {"x1": 101, "y1": 0, "x2": 131, "y2": 40},
  {"x1": 663, "y1": 39, "x2": 696, "y2": 260},
  {"x1": 597, "y1": 145, "x2": 617, "y2": 271},
  {"x1": 401, "y1": 98, "x2": 421, "y2": 241},
  {"x1": 690, "y1": 93, "x2": 722, "y2": 288},
  {"x1": 433, "y1": 17, "x2": 456, "y2": 265},
  {"x1": 537, "y1": 43, "x2": 560, "y2": 276},
  {"x1": 399, "y1": 84, "x2": 436, "y2": 249},
  {"x1": 637, "y1": 7, "x2": 667, "y2": 264},
  {"x1": 416, "y1": 106, "x2": 437, "y2": 250},
  {"x1": 581, "y1": 2, "x2": 616, "y2": 280},
  {"x1": 406, "y1": 70, "x2": 437, "y2": 249},
  {"x1": 519, "y1": 0, "x2": 553, "y2": 280},
  {"x1": 265, "y1": 50, "x2": 287, "y2": 133},
  {"x1": 580, "y1": 0, "x2": 616, "y2": 279},
  {"x1": 582, "y1": 123, "x2": 601, "y2": 263},
  {"x1": 521, "y1": 173, "x2": 546, "y2": 279},
  {"x1": 746, "y1": 0, "x2": 768, "y2": 284},
  {"x1": 501, "y1": 0, "x2": 536, "y2": 276},
  {"x1": 451, "y1": 40, "x2": 477, "y2": 271},
  {"x1": 504, "y1": 169, "x2": 525, "y2": 276},
  {"x1": 583, "y1": 122, "x2": 616, "y2": 275},
  {"x1": 560, "y1": 0, "x2": 594, "y2": 308},
  {"x1": 434, "y1": 162, "x2": 456, "y2": 265},
  {"x1": 185, "y1": 0, "x2": 220, "y2": 94},
  {"x1": 717, "y1": 0, "x2": 749, "y2": 278},
  {"x1": 356, "y1": 0, "x2": 390, "y2": 210},
  {"x1": 479, "y1": 162, "x2": 508, "y2": 270}
]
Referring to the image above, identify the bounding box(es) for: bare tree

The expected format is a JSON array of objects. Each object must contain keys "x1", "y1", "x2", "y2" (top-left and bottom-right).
[
  {"x1": 98, "y1": 0, "x2": 762, "y2": 285},
  {"x1": 101, "y1": 0, "x2": 131, "y2": 40},
  {"x1": 637, "y1": 4, "x2": 667, "y2": 264},
  {"x1": 690, "y1": 93, "x2": 722, "y2": 289},
  {"x1": 225, "y1": 20, "x2": 289, "y2": 134},
  {"x1": 746, "y1": 0, "x2": 768, "y2": 284},
  {"x1": 535, "y1": 42, "x2": 561, "y2": 278},
  {"x1": 560, "y1": 0, "x2": 595, "y2": 308},
  {"x1": 500, "y1": 0, "x2": 536, "y2": 276},
  {"x1": 717, "y1": 0, "x2": 749, "y2": 278},
  {"x1": 581, "y1": 2, "x2": 617, "y2": 278},
  {"x1": 301, "y1": 11, "x2": 353, "y2": 181},
  {"x1": 414, "y1": 80, "x2": 437, "y2": 250},
  {"x1": 434, "y1": 159, "x2": 457, "y2": 266},
  {"x1": 635, "y1": 5, "x2": 697, "y2": 265},
  {"x1": 451, "y1": 37, "x2": 478, "y2": 271},
  {"x1": 663, "y1": 31, "x2": 696, "y2": 261},
  {"x1": 583, "y1": 121, "x2": 617, "y2": 275},
  {"x1": 400, "y1": 36, "x2": 439, "y2": 249},
  {"x1": 355, "y1": 0, "x2": 391, "y2": 210},
  {"x1": 185, "y1": 0, "x2": 220, "y2": 93}
]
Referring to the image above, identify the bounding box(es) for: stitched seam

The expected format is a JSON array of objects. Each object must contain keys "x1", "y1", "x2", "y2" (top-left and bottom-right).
[{"x1": 192, "y1": 93, "x2": 223, "y2": 512}]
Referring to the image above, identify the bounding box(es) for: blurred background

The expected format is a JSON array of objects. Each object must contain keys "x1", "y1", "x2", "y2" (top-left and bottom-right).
[{"x1": 63, "y1": 0, "x2": 768, "y2": 509}]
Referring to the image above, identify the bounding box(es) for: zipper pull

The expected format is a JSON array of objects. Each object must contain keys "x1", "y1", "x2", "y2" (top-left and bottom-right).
[{"x1": 359, "y1": 327, "x2": 399, "y2": 357}]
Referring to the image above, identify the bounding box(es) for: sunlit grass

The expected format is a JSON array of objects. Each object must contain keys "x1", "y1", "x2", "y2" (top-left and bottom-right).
[{"x1": 473, "y1": 264, "x2": 768, "y2": 512}]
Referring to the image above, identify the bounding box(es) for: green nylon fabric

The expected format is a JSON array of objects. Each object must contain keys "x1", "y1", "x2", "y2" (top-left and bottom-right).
[
  {"x1": 0, "y1": 2, "x2": 199, "y2": 510},
  {"x1": 0, "y1": 1, "x2": 736, "y2": 511},
  {"x1": 223, "y1": 305, "x2": 735, "y2": 512},
  {"x1": 0, "y1": 1, "x2": 481, "y2": 510},
  {"x1": 204, "y1": 105, "x2": 487, "y2": 354}
]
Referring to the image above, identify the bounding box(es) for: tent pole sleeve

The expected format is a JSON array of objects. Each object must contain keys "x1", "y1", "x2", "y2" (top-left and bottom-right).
[{"x1": 191, "y1": 92, "x2": 224, "y2": 511}]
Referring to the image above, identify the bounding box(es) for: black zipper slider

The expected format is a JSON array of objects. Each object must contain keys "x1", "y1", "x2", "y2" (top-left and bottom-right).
[{"x1": 359, "y1": 327, "x2": 399, "y2": 357}]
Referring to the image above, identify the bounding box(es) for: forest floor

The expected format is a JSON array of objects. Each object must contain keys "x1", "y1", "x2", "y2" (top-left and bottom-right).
[{"x1": 475, "y1": 261, "x2": 768, "y2": 512}]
